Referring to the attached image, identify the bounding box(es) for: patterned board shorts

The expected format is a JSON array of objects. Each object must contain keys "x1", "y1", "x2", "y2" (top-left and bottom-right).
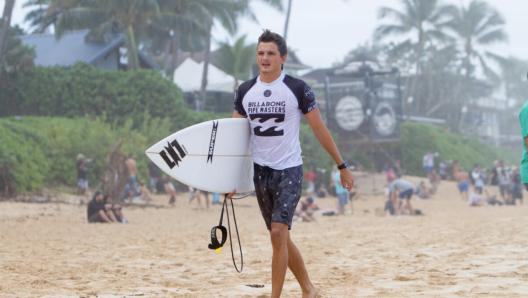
[
  {"x1": 78, "y1": 178, "x2": 88, "y2": 189},
  {"x1": 253, "y1": 164, "x2": 303, "y2": 230}
]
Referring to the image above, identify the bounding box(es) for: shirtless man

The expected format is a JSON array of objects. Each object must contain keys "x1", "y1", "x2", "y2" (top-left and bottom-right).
[
  {"x1": 231, "y1": 30, "x2": 354, "y2": 297},
  {"x1": 125, "y1": 154, "x2": 138, "y2": 201},
  {"x1": 456, "y1": 167, "x2": 471, "y2": 201}
]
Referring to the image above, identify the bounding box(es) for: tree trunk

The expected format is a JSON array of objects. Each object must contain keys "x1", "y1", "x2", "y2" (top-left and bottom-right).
[
  {"x1": 283, "y1": 0, "x2": 293, "y2": 41},
  {"x1": 97, "y1": 142, "x2": 129, "y2": 204},
  {"x1": 126, "y1": 24, "x2": 140, "y2": 70},
  {"x1": 199, "y1": 21, "x2": 212, "y2": 110},
  {"x1": 407, "y1": 37, "x2": 424, "y2": 114},
  {"x1": 167, "y1": 30, "x2": 181, "y2": 77},
  {"x1": 0, "y1": 0, "x2": 16, "y2": 68}
]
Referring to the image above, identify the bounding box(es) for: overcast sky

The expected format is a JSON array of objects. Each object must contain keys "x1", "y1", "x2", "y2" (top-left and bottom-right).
[{"x1": 2, "y1": 0, "x2": 527, "y2": 70}]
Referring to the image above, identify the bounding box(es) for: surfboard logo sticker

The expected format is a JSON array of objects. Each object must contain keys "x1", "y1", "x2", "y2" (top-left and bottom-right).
[
  {"x1": 159, "y1": 139, "x2": 187, "y2": 169},
  {"x1": 207, "y1": 121, "x2": 219, "y2": 163}
]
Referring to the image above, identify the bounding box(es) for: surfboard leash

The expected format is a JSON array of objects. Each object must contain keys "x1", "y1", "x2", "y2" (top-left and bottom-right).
[{"x1": 208, "y1": 194, "x2": 243, "y2": 273}]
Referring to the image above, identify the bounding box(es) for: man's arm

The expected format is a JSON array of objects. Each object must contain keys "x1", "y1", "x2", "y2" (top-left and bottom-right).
[{"x1": 304, "y1": 107, "x2": 354, "y2": 190}]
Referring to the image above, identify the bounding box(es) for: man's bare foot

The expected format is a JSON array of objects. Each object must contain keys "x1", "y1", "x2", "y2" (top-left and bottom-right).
[{"x1": 303, "y1": 286, "x2": 318, "y2": 298}]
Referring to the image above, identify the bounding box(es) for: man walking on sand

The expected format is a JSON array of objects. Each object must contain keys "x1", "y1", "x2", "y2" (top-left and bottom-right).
[{"x1": 231, "y1": 29, "x2": 354, "y2": 298}]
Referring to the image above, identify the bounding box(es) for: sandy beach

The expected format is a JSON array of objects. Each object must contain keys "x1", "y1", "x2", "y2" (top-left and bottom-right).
[{"x1": 1, "y1": 173, "x2": 527, "y2": 298}]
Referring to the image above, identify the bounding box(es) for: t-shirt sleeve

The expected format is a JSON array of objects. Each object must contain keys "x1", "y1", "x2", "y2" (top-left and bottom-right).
[
  {"x1": 521, "y1": 107, "x2": 528, "y2": 137},
  {"x1": 233, "y1": 88, "x2": 247, "y2": 116},
  {"x1": 299, "y1": 84, "x2": 318, "y2": 114}
]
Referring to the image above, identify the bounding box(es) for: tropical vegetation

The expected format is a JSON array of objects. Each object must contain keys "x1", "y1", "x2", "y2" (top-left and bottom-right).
[{"x1": 0, "y1": 0, "x2": 526, "y2": 195}]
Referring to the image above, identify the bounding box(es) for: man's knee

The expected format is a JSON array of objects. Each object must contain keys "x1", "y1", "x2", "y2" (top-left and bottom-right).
[{"x1": 270, "y1": 223, "x2": 288, "y2": 244}]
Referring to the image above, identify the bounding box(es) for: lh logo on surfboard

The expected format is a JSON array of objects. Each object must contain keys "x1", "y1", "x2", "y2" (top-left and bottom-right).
[{"x1": 160, "y1": 139, "x2": 187, "y2": 169}]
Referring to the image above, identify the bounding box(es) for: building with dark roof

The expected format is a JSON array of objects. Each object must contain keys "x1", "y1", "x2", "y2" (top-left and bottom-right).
[{"x1": 18, "y1": 30, "x2": 161, "y2": 71}]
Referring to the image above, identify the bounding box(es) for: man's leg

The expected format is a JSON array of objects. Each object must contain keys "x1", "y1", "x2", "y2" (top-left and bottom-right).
[
  {"x1": 406, "y1": 199, "x2": 414, "y2": 215},
  {"x1": 270, "y1": 223, "x2": 289, "y2": 298},
  {"x1": 286, "y1": 232, "x2": 317, "y2": 298}
]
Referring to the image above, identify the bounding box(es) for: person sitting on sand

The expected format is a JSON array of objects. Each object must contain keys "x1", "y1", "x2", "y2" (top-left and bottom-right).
[
  {"x1": 389, "y1": 174, "x2": 415, "y2": 215},
  {"x1": 137, "y1": 182, "x2": 154, "y2": 203},
  {"x1": 104, "y1": 195, "x2": 126, "y2": 223},
  {"x1": 468, "y1": 191, "x2": 486, "y2": 206},
  {"x1": 87, "y1": 190, "x2": 120, "y2": 223},
  {"x1": 297, "y1": 195, "x2": 319, "y2": 222},
  {"x1": 456, "y1": 167, "x2": 471, "y2": 201},
  {"x1": 415, "y1": 181, "x2": 431, "y2": 199}
]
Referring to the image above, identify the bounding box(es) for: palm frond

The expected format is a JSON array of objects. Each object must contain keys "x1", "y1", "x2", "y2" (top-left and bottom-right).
[
  {"x1": 55, "y1": 7, "x2": 109, "y2": 38},
  {"x1": 476, "y1": 28, "x2": 507, "y2": 45},
  {"x1": 374, "y1": 24, "x2": 411, "y2": 41}
]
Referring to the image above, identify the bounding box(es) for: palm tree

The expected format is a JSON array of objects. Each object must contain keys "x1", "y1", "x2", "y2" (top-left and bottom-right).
[
  {"x1": 197, "y1": 0, "x2": 253, "y2": 104},
  {"x1": 215, "y1": 35, "x2": 255, "y2": 90},
  {"x1": 487, "y1": 53, "x2": 528, "y2": 106},
  {"x1": 374, "y1": 0, "x2": 453, "y2": 101},
  {"x1": 198, "y1": 0, "x2": 283, "y2": 104},
  {"x1": 443, "y1": 0, "x2": 507, "y2": 78},
  {"x1": 54, "y1": 0, "x2": 160, "y2": 70},
  {"x1": 151, "y1": 0, "x2": 213, "y2": 76},
  {"x1": 0, "y1": 0, "x2": 16, "y2": 68}
]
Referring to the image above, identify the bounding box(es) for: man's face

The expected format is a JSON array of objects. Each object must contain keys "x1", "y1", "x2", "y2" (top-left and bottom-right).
[
  {"x1": 95, "y1": 194, "x2": 103, "y2": 202},
  {"x1": 256, "y1": 42, "x2": 286, "y2": 75}
]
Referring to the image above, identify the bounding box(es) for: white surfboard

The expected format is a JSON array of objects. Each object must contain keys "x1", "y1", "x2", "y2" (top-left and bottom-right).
[{"x1": 145, "y1": 118, "x2": 254, "y2": 193}]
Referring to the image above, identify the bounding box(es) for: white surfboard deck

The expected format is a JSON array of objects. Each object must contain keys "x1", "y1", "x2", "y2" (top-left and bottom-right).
[{"x1": 145, "y1": 118, "x2": 254, "y2": 193}]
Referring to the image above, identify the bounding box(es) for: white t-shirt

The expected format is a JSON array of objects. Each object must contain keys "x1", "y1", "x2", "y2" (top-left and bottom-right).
[
  {"x1": 389, "y1": 178, "x2": 414, "y2": 192},
  {"x1": 233, "y1": 73, "x2": 317, "y2": 170},
  {"x1": 468, "y1": 192, "x2": 485, "y2": 206},
  {"x1": 423, "y1": 154, "x2": 434, "y2": 167},
  {"x1": 472, "y1": 169, "x2": 485, "y2": 187}
]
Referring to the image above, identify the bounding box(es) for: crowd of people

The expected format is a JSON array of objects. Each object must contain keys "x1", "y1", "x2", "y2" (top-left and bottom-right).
[
  {"x1": 422, "y1": 151, "x2": 523, "y2": 207},
  {"x1": 77, "y1": 147, "x2": 524, "y2": 225}
]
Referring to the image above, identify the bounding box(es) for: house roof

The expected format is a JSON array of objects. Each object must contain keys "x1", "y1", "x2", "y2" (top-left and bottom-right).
[{"x1": 18, "y1": 30, "x2": 161, "y2": 70}]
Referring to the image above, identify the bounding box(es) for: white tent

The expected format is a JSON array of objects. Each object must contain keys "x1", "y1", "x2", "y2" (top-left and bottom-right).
[{"x1": 173, "y1": 57, "x2": 242, "y2": 93}]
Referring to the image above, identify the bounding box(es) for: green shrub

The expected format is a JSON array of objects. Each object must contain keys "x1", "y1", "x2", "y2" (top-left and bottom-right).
[
  {"x1": 0, "y1": 117, "x2": 153, "y2": 192},
  {"x1": 384, "y1": 122, "x2": 521, "y2": 177},
  {"x1": 0, "y1": 121, "x2": 49, "y2": 192},
  {"x1": 0, "y1": 62, "x2": 213, "y2": 131}
]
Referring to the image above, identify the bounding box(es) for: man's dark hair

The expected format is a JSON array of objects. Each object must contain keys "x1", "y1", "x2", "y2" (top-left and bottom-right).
[{"x1": 258, "y1": 29, "x2": 288, "y2": 70}]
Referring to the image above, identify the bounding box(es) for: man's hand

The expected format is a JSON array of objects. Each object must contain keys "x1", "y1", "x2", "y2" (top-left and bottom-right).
[
  {"x1": 340, "y1": 168, "x2": 355, "y2": 191},
  {"x1": 225, "y1": 189, "x2": 237, "y2": 199}
]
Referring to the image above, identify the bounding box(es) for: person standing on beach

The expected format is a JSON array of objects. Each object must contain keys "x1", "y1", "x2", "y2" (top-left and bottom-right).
[
  {"x1": 303, "y1": 166, "x2": 317, "y2": 194},
  {"x1": 456, "y1": 167, "x2": 470, "y2": 201},
  {"x1": 488, "y1": 161, "x2": 501, "y2": 201},
  {"x1": 519, "y1": 96, "x2": 528, "y2": 192},
  {"x1": 471, "y1": 164, "x2": 485, "y2": 194},
  {"x1": 334, "y1": 167, "x2": 349, "y2": 215},
  {"x1": 422, "y1": 151, "x2": 434, "y2": 179},
  {"x1": 231, "y1": 29, "x2": 354, "y2": 298},
  {"x1": 125, "y1": 154, "x2": 138, "y2": 202},
  {"x1": 77, "y1": 154, "x2": 89, "y2": 195}
]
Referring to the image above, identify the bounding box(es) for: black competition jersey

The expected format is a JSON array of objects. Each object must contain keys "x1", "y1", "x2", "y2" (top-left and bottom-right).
[{"x1": 233, "y1": 73, "x2": 317, "y2": 170}]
